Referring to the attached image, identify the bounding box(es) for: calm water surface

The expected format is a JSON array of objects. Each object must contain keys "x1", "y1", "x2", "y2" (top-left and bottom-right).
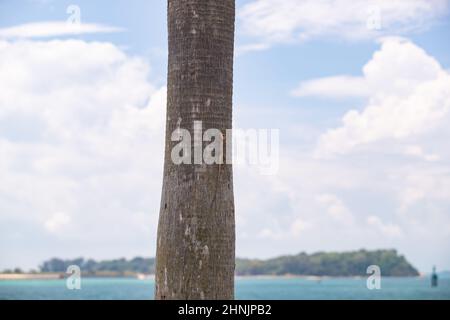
[{"x1": 1, "y1": 277, "x2": 449, "y2": 300}]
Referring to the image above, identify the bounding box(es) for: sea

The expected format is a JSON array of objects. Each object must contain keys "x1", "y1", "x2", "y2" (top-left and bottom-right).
[{"x1": 1, "y1": 277, "x2": 449, "y2": 300}]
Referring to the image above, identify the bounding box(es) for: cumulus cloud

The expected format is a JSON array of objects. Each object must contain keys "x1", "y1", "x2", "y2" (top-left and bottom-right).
[
  {"x1": 44, "y1": 212, "x2": 71, "y2": 234},
  {"x1": 290, "y1": 217, "x2": 311, "y2": 237},
  {"x1": 367, "y1": 215, "x2": 403, "y2": 237},
  {"x1": 397, "y1": 169, "x2": 450, "y2": 212},
  {"x1": 291, "y1": 76, "x2": 369, "y2": 98},
  {"x1": 232, "y1": 37, "x2": 450, "y2": 266},
  {"x1": 238, "y1": 0, "x2": 449, "y2": 51},
  {"x1": 316, "y1": 194, "x2": 354, "y2": 225},
  {"x1": 0, "y1": 38, "x2": 166, "y2": 267},
  {"x1": 403, "y1": 145, "x2": 440, "y2": 162},
  {"x1": 312, "y1": 38, "x2": 450, "y2": 156},
  {"x1": 0, "y1": 21, "x2": 123, "y2": 39}
]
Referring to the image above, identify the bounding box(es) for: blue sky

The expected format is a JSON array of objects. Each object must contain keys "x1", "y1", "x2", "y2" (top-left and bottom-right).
[{"x1": 1, "y1": 0, "x2": 450, "y2": 273}]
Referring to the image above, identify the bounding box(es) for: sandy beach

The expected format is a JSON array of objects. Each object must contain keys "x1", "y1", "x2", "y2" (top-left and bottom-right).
[{"x1": 0, "y1": 273, "x2": 62, "y2": 280}]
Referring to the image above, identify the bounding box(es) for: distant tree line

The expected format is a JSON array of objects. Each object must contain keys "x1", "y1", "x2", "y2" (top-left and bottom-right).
[
  {"x1": 235, "y1": 249, "x2": 419, "y2": 276},
  {"x1": 37, "y1": 249, "x2": 418, "y2": 276},
  {"x1": 2, "y1": 268, "x2": 25, "y2": 274},
  {"x1": 39, "y1": 257, "x2": 155, "y2": 274}
]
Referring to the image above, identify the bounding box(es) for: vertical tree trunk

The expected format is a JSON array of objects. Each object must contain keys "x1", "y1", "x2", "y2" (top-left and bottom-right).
[{"x1": 155, "y1": 0, "x2": 235, "y2": 300}]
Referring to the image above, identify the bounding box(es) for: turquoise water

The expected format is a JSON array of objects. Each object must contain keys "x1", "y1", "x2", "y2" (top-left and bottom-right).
[{"x1": 0, "y1": 277, "x2": 449, "y2": 300}]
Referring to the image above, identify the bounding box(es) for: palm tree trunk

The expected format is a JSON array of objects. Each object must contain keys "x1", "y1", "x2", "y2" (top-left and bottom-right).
[{"x1": 155, "y1": 0, "x2": 235, "y2": 300}]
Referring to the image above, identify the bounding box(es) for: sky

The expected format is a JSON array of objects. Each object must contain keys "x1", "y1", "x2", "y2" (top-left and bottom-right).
[{"x1": 0, "y1": 0, "x2": 450, "y2": 273}]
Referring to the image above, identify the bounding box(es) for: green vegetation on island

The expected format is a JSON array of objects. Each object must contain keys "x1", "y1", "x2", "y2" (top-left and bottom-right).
[
  {"x1": 39, "y1": 257, "x2": 155, "y2": 275},
  {"x1": 34, "y1": 249, "x2": 418, "y2": 277},
  {"x1": 235, "y1": 249, "x2": 419, "y2": 276}
]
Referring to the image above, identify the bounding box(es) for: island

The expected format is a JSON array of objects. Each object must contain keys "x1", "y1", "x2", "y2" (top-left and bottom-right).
[{"x1": 0, "y1": 249, "x2": 419, "y2": 279}]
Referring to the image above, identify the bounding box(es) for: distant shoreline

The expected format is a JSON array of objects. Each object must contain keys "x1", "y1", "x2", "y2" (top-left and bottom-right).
[
  {"x1": 0, "y1": 273, "x2": 425, "y2": 281},
  {"x1": 27, "y1": 249, "x2": 420, "y2": 278},
  {"x1": 0, "y1": 273, "x2": 63, "y2": 280}
]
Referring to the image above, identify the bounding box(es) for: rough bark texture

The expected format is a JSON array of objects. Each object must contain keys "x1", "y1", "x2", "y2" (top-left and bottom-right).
[{"x1": 155, "y1": 0, "x2": 235, "y2": 300}]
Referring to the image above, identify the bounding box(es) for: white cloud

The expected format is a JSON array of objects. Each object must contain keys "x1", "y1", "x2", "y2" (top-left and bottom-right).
[
  {"x1": 316, "y1": 193, "x2": 354, "y2": 225},
  {"x1": 290, "y1": 217, "x2": 311, "y2": 237},
  {"x1": 257, "y1": 227, "x2": 282, "y2": 239},
  {"x1": 0, "y1": 38, "x2": 166, "y2": 267},
  {"x1": 238, "y1": 0, "x2": 449, "y2": 51},
  {"x1": 231, "y1": 92, "x2": 450, "y2": 268},
  {"x1": 44, "y1": 212, "x2": 71, "y2": 234},
  {"x1": 256, "y1": 216, "x2": 311, "y2": 239},
  {"x1": 295, "y1": 37, "x2": 443, "y2": 100},
  {"x1": 367, "y1": 215, "x2": 403, "y2": 237},
  {"x1": 404, "y1": 145, "x2": 440, "y2": 162},
  {"x1": 235, "y1": 42, "x2": 270, "y2": 56},
  {"x1": 291, "y1": 75, "x2": 369, "y2": 98},
  {"x1": 313, "y1": 38, "x2": 450, "y2": 156},
  {"x1": 0, "y1": 21, "x2": 123, "y2": 39},
  {"x1": 397, "y1": 170, "x2": 450, "y2": 211}
]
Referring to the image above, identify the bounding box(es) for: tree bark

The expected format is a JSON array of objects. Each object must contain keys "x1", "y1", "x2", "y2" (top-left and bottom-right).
[{"x1": 155, "y1": 0, "x2": 235, "y2": 300}]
